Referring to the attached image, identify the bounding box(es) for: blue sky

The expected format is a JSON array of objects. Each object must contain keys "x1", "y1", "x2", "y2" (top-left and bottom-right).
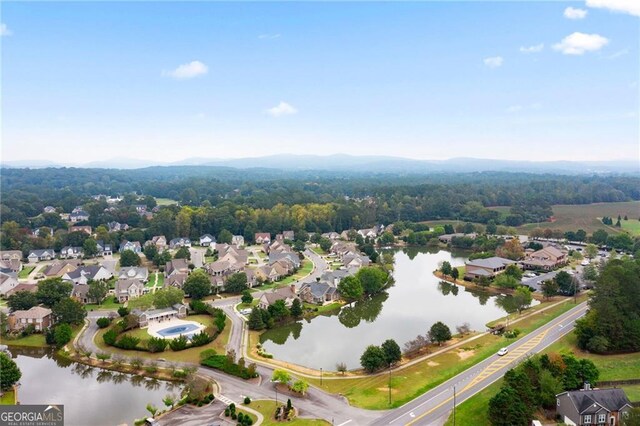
[{"x1": 2, "y1": 1, "x2": 638, "y2": 164}]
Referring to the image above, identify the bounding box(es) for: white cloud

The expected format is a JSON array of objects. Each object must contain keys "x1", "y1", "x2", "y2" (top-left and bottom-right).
[
  {"x1": 258, "y1": 34, "x2": 281, "y2": 40},
  {"x1": 605, "y1": 48, "x2": 629, "y2": 59},
  {"x1": 506, "y1": 103, "x2": 543, "y2": 113},
  {"x1": 265, "y1": 102, "x2": 298, "y2": 117},
  {"x1": 586, "y1": 0, "x2": 640, "y2": 17},
  {"x1": 163, "y1": 61, "x2": 208, "y2": 80},
  {"x1": 552, "y1": 32, "x2": 609, "y2": 55},
  {"x1": 564, "y1": 7, "x2": 588, "y2": 19},
  {"x1": 506, "y1": 105, "x2": 523, "y2": 113},
  {"x1": 519, "y1": 44, "x2": 544, "y2": 53},
  {"x1": 195, "y1": 112, "x2": 206, "y2": 119},
  {"x1": 483, "y1": 56, "x2": 504, "y2": 68},
  {"x1": 0, "y1": 23, "x2": 12, "y2": 36}
]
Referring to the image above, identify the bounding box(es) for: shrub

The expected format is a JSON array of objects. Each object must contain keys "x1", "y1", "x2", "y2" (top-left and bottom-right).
[
  {"x1": 53, "y1": 324, "x2": 73, "y2": 347},
  {"x1": 225, "y1": 408, "x2": 230, "y2": 417},
  {"x1": 96, "y1": 317, "x2": 111, "y2": 328},
  {"x1": 231, "y1": 413, "x2": 237, "y2": 420},
  {"x1": 189, "y1": 300, "x2": 208, "y2": 314},
  {"x1": 103, "y1": 329, "x2": 118, "y2": 346},
  {"x1": 147, "y1": 337, "x2": 168, "y2": 353},
  {"x1": 189, "y1": 331, "x2": 212, "y2": 347},
  {"x1": 200, "y1": 355, "x2": 257, "y2": 380},
  {"x1": 243, "y1": 396, "x2": 251, "y2": 405},
  {"x1": 172, "y1": 369, "x2": 188, "y2": 378},
  {"x1": 169, "y1": 335, "x2": 189, "y2": 351},
  {"x1": 117, "y1": 306, "x2": 129, "y2": 317},
  {"x1": 200, "y1": 349, "x2": 217, "y2": 360},
  {"x1": 115, "y1": 334, "x2": 141, "y2": 350}
]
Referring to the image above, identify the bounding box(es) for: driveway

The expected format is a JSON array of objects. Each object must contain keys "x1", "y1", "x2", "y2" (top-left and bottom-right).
[{"x1": 190, "y1": 248, "x2": 206, "y2": 268}]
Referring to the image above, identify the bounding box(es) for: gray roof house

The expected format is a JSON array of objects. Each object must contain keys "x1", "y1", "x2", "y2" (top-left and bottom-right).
[
  {"x1": 0, "y1": 272, "x2": 19, "y2": 297},
  {"x1": 556, "y1": 386, "x2": 632, "y2": 426},
  {"x1": 119, "y1": 240, "x2": 142, "y2": 253},
  {"x1": 115, "y1": 279, "x2": 146, "y2": 303},
  {"x1": 169, "y1": 238, "x2": 192, "y2": 249},
  {"x1": 269, "y1": 252, "x2": 301, "y2": 269},
  {"x1": 299, "y1": 281, "x2": 339, "y2": 305},
  {"x1": 60, "y1": 246, "x2": 83, "y2": 259},
  {"x1": 464, "y1": 256, "x2": 516, "y2": 280},
  {"x1": 165, "y1": 259, "x2": 189, "y2": 277},
  {"x1": 62, "y1": 265, "x2": 113, "y2": 285},
  {"x1": 199, "y1": 234, "x2": 216, "y2": 247},
  {"x1": 118, "y1": 267, "x2": 149, "y2": 282},
  {"x1": 134, "y1": 304, "x2": 187, "y2": 328},
  {"x1": 27, "y1": 249, "x2": 56, "y2": 263}
]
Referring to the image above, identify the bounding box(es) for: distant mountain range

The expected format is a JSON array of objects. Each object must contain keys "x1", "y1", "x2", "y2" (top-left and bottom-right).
[{"x1": 2, "y1": 154, "x2": 638, "y2": 175}]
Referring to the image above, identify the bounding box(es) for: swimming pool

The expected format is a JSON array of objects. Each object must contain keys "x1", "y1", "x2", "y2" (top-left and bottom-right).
[{"x1": 155, "y1": 322, "x2": 202, "y2": 339}]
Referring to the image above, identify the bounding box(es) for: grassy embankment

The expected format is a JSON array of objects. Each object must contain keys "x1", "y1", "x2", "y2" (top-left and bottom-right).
[
  {"x1": 246, "y1": 297, "x2": 584, "y2": 410},
  {"x1": 242, "y1": 400, "x2": 330, "y2": 426}
]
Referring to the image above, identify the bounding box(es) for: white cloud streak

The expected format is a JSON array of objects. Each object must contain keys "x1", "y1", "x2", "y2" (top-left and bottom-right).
[
  {"x1": 258, "y1": 34, "x2": 281, "y2": 40},
  {"x1": 163, "y1": 61, "x2": 208, "y2": 80},
  {"x1": 552, "y1": 32, "x2": 609, "y2": 55},
  {"x1": 265, "y1": 102, "x2": 298, "y2": 117},
  {"x1": 519, "y1": 44, "x2": 544, "y2": 53},
  {"x1": 564, "y1": 7, "x2": 588, "y2": 19},
  {"x1": 483, "y1": 56, "x2": 503, "y2": 68},
  {"x1": 586, "y1": 0, "x2": 640, "y2": 17},
  {"x1": 0, "y1": 23, "x2": 12, "y2": 36}
]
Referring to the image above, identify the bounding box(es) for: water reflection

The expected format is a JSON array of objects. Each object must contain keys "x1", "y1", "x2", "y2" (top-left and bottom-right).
[
  {"x1": 7, "y1": 346, "x2": 179, "y2": 426},
  {"x1": 260, "y1": 248, "x2": 538, "y2": 369}
]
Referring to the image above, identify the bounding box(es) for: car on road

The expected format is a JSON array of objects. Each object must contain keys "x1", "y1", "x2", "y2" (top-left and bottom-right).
[{"x1": 497, "y1": 348, "x2": 509, "y2": 356}]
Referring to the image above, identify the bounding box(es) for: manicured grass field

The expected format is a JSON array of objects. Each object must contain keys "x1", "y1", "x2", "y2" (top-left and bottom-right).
[
  {"x1": 18, "y1": 266, "x2": 35, "y2": 279},
  {"x1": 309, "y1": 247, "x2": 328, "y2": 255},
  {"x1": 621, "y1": 218, "x2": 640, "y2": 236},
  {"x1": 301, "y1": 298, "x2": 583, "y2": 410},
  {"x1": 155, "y1": 198, "x2": 178, "y2": 206},
  {"x1": 0, "y1": 332, "x2": 47, "y2": 347},
  {"x1": 84, "y1": 295, "x2": 121, "y2": 311},
  {"x1": 94, "y1": 315, "x2": 231, "y2": 364},
  {"x1": 247, "y1": 400, "x2": 330, "y2": 426},
  {"x1": 443, "y1": 379, "x2": 502, "y2": 426},
  {"x1": 0, "y1": 390, "x2": 16, "y2": 405}
]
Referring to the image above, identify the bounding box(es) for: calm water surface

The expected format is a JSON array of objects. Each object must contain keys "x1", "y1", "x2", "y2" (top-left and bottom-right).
[
  {"x1": 8, "y1": 346, "x2": 180, "y2": 426},
  {"x1": 260, "y1": 248, "x2": 538, "y2": 369}
]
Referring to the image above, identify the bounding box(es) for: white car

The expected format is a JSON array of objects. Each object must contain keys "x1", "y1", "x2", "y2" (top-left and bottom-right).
[
  {"x1": 581, "y1": 260, "x2": 590, "y2": 266},
  {"x1": 497, "y1": 348, "x2": 509, "y2": 356}
]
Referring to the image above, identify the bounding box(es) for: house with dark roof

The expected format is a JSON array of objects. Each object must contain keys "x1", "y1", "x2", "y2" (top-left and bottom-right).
[
  {"x1": 60, "y1": 246, "x2": 83, "y2": 259},
  {"x1": 464, "y1": 257, "x2": 516, "y2": 280},
  {"x1": 299, "y1": 281, "x2": 339, "y2": 305},
  {"x1": 119, "y1": 240, "x2": 142, "y2": 254},
  {"x1": 71, "y1": 283, "x2": 102, "y2": 304},
  {"x1": 108, "y1": 221, "x2": 129, "y2": 232},
  {"x1": 27, "y1": 249, "x2": 56, "y2": 263},
  {"x1": 165, "y1": 259, "x2": 189, "y2": 277},
  {"x1": 165, "y1": 273, "x2": 188, "y2": 289},
  {"x1": 118, "y1": 267, "x2": 149, "y2": 282},
  {"x1": 69, "y1": 210, "x2": 90, "y2": 222},
  {"x1": 556, "y1": 386, "x2": 632, "y2": 426},
  {"x1": 169, "y1": 237, "x2": 191, "y2": 249},
  {"x1": 199, "y1": 234, "x2": 216, "y2": 247},
  {"x1": 96, "y1": 240, "x2": 113, "y2": 256}
]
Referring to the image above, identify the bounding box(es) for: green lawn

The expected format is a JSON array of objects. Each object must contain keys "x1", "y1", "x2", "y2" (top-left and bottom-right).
[
  {"x1": 303, "y1": 298, "x2": 584, "y2": 410},
  {"x1": 444, "y1": 379, "x2": 502, "y2": 426},
  {"x1": 155, "y1": 198, "x2": 178, "y2": 206},
  {"x1": 18, "y1": 266, "x2": 35, "y2": 279},
  {"x1": 84, "y1": 295, "x2": 121, "y2": 311},
  {"x1": 621, "y1": 385, "x2": 640, "y2": 403},
  {"x1": 94, "y1": 315, "x2": 232, "y2": 364},
  {"x1": 247, "y1": 400, "x2": 330, "y2": 426},
  {"x1": 0, "y1": 390, "x2": 16, "y2": 405},
  {"x1": 303, "y1": 302, "x2": 342, "y2": 315},
  {"x1": 0, "y1": 332, "x2": 47, "y2": 347},
  {"x1": 621, "y1": 218, "x2": 640, "y2": 236},
  {"x1": 309, "y1": 247, "x2": 327, "y2": 255},
  {"x1": 146, "y1": 272, "x2": 163, "y2": 288}
]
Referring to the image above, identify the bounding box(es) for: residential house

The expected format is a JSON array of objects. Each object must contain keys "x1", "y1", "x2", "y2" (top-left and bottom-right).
[
  {"x1": 556, "y1": 386, "x2": 632, "y2": 426},
  {"x1": 71, "y1": 283, "x2": 103, "y2": 304},
  {"x1": 8, "y1": 306, "x2": 53, "y2": 332},
  {"x1": 108, "y1": 221, "x2": 129, "y2": 232},
  {"x1": 321, "y1": 232, "x2": 340, "y2": 240},
  {"x1": 134, "y1": 204, "x2": 147, "y2": 214},
  {"x1": 135, "y1": 304, "x2": 187, "y2": 328},
  {"x1": 4, "y1": 283, "x2": 38, "y2": 298},
  {"x1": 60, "y1": 246, "x2": 83, "y2": 259},
  {"x1": 69, "y1": 210, "x2": 90, "y2": 222},
  {"x1": 119, "y1": 240, "x2": 142, "y2": 253},
  {"x1": 438, "y1": 233, "x2": 478, "y2": 244},
  {"x1": 43, "y1": 260, "x2": 81, "y2": 278},
  {"x1": 118, "y1": 267, "x2": 149, "y2": 282},
  {"x1": 282, "y1": 230, "x2": 295, "y2": 241},
  {"x1": 147, "y1": 235, "x2": 167, "y2": 251},
  {"x1": 357, "y1": 228, "x2": 378, "y2": 239},
  {"x1": 255, "y1": 233, "x2": 271, "y2": 244},
  {"x1": 62, "y1": 265, "x2": 112, "y2": 285},
  {"x1": 0, "y1": 272, "x2": 19, "y2": 297},
  {"x1": 321, "y1": 268, "x2": 358, "y2": 286},
  {"x1": 44, "y1": 206, "x2": 57, "y2": 214},
  {"x1": 199, "y1": 234, "x2": 216, "y2": 247},
  {"x1": 0, "y1": 251, "x2": 23, "y2": 262},
  {"x1": 464, "y1": 257, "x2": 516, "y2": 280},
  {"x1": 258, "y1": 285, "x2": 298, "y2": 309},
  {"x1": 165, "y1": 259, "x2": 189, "y2": 277},
  {"x1": 268, "y1": 251, "x2": 301, "y2": 269},
  {"x1": 0, "y1": 258, "x2": 21, "y2": 274},
  {"x1": 204, "y1": 260, "x2": 236, "y2": 277},
  {"x1": 165, "y1": 273, "x2": 188, "y2": 289},
  {"x1": 522, "y1": 246, "x2": 568, "y2": 271},
  {"x1": 298, "y1": 281, "x2": 339, "y2": 305},
  {"x1": 231, "y1": 235, "x2": 245, "y2": 247},
  {"x1": 217, "y1": 245, "x2": 249, "y2": 265},
  {"x1": 256, "y1": 263, "x2": 289, "y2": 283},
  {"x1": 342, "y1": 252, "x2": 371, "y2": 268},
  {"x1": 96, "y1": 240, "x2": 113, "y2": 256},
  {"x1": 69, "y1": 225, "x2": 92, "y2": 235},
  {"x1": 115, "y1": 279, "x2": 146, "y2": 303},
  {"x1": 27, "y1": 249, "x2": 56, "y2": 263},
  {"x1": 169, "y1": 237, "x2": 191, "y2": 249}
]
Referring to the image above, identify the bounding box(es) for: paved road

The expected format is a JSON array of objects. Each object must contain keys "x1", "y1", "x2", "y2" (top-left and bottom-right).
[
  {"x1": 371, "y1": 301, "x2": 588, "y2": 426},
  {"x1": 521, "y1": 270, "x2": 559, "y2": 291}
]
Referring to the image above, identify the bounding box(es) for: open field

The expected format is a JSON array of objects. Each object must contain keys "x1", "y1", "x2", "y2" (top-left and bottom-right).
[
  {"x1": 621, "y1": 219, "x2": 640, "y2": 236},
  {"x1": 622, "y1": 385, "x2": 640, "y2": 402},
  {"x1": 155, "y1": 198, "x2": 179, "y2": 206}
]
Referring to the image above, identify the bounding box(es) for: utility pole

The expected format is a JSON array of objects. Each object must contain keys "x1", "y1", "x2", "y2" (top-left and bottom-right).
[
  {"x1": 320, "y1": 367, "x2": 323, "y2": 387},
  {"x1": 453, "y1": 385, "x2": 457, "y2": 426}
]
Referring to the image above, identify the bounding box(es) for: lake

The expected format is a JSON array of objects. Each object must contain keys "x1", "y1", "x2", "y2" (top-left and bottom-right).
[
  {"x1": 260, "y1": 248, "x2": 538, "y2": 370},
  {"x1": 7, "y1": 346, "x2": 180, "y2": 426}
]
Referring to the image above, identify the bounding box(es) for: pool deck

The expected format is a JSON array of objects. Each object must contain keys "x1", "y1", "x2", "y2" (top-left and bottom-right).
[{"x1": 146, "y1": 318, "x2": 206, "y2": 339}]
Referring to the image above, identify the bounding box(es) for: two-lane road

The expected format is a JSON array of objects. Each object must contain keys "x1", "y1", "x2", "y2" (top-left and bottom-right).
[{"x1": 372, "y1": 301, "x2": 588, "y2": 426}]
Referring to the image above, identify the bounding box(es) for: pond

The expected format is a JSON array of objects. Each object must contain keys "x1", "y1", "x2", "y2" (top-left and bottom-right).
[
  {"x1": 260, "y1": 248, "x2": 538, "y2": 370},
  {"x1": 7, "y1": 346, "x2": 180, "y2": 426}
]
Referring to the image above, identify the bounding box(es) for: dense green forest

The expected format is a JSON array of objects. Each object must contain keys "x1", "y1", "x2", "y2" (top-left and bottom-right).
[{"x1": 1, "y1": 167, "x2": 639, "y2": 253}]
